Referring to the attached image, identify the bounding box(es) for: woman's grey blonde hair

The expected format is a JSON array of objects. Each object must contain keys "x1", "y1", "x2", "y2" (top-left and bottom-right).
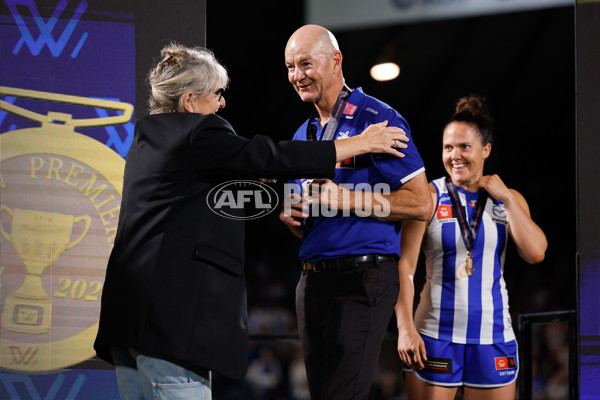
[{"x1": 148, "y1": 42, "x2": 229, "y2": 114}]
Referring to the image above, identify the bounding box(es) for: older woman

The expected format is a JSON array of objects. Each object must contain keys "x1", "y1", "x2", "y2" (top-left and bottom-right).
[
  {"x1": 93, "y1": 42, "x2": 408, "y2": 400},
  {"x1": 395, "y1": 95, "x2": 547, "y2": 400}
]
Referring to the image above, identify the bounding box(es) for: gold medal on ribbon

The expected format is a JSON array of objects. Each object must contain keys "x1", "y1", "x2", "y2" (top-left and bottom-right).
[
  {"x1": 446, "y1": 180, "x2": 488, "y2": 280},
  {"x1": 465, "y1": 250, "x2": 474, "y2": 276},
  {"x1": 456, "y1": 261, "x2": 469, "y2": 279}
]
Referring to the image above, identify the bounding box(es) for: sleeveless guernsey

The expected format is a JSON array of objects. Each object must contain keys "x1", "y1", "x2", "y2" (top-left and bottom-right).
[{"x1": 414, "y1": 177, "x2": 515, "y2": 344}]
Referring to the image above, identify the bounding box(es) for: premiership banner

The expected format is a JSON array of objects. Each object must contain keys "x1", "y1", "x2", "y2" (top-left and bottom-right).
[
  {"x1": 306, "y1": 0, "x2": 574, "y2": 29},
  {"x1": 0, "y1": 1, "x2": 133, "y2": 398},
  {"x1": 1, "y1": 0, "x2": 206, "y2": 397}
]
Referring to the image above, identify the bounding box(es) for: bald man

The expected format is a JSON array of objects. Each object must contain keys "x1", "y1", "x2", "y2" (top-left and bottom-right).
[{"x1": 280, "y1": 25, "x2": 432, "y2": 399}]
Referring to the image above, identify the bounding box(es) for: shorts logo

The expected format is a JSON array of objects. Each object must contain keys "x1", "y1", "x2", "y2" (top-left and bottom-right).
[
  {"x1": 495, "y1": 356, "x2": 516, "y2": 370},
  {"x1": 343, "y1": 103, "x2": 357, "y2": 115},
  {"x1": 423, "y1": 357, "x2": 453, "y2": 374},
  {"x1": 437, "y1": 204, "x2": 453, "y2": 220}
]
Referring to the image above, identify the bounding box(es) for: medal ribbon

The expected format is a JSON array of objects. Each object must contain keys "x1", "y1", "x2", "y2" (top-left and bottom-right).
[
  {"x1": 307, "y1": 86, "x2": 352, "y2": 141},
  {"x1": 445, "y1": 179, "x2": 488, "y2": 255}
]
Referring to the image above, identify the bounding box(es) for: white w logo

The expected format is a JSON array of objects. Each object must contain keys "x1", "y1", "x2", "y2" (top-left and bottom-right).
[{"x1": 7, "y1": 0, "x2": 89, "y2": 58}]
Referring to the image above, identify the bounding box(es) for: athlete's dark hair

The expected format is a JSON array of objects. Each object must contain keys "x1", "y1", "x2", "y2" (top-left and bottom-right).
[{"x1": 448, "y1": 94, "x2": 494, "y2": 146}]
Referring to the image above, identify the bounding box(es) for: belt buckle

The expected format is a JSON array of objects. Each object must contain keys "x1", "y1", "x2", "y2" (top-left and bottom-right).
[
  {"x1": 303, "y1": 261, "x2": 320, "y2": 272},
  {"x1": 312, "y1": 261, "x2": 321, "y2": 272}
]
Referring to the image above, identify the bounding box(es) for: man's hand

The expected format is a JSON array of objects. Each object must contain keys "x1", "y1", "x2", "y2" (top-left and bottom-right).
[
  {"x1": 305, "y1": 179, "x2": 347, "y2": 211},
  {"x1": 279, "y1": 193, "x2": 309, "y2": 228}
]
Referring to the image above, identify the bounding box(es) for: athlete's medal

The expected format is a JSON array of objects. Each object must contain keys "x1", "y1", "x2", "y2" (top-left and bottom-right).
[
  {"x1": 465, "y1": 250, "x2": 474, "y2": 276},
  {"x1": 457, "y1": 250, "x2": 473, "y2": 279},
  {"x1": 446, "y1": 180, "x2": 488, "y2": 278}
]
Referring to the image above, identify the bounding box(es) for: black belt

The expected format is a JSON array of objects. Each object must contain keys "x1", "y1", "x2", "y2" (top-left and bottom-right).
[{"x1": 302, "y1": 254, "x2": 398, "y2": 272}]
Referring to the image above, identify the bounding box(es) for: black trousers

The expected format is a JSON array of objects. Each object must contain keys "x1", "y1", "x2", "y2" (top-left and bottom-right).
[{"x1": 295, "y1": 257, "x2": 400, "y2": 400}]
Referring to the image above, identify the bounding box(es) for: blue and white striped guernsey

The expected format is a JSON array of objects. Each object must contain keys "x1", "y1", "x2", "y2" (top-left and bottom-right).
[{"x1": 414, "y1": 177, "x2": 515, "y2": 345}]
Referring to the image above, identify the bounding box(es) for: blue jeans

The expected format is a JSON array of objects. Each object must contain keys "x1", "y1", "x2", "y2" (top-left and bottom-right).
[{"x1": 111, "y1": 347, "x2": 211, "y2": 400}]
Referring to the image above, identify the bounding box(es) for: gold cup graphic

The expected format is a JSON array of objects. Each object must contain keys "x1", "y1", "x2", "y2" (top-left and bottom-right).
[{"x1": 0, "y1": 205, "x2": 91, "y2": 334}]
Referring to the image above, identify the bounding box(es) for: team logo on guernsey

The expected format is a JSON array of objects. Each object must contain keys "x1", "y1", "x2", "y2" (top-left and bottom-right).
[
  {"x1": 343, "y1": 103, "x2": 357, "y2": 115},
  {"x1": 492, "y1": 205, "x2": 508, "y2": 225},
  {"x1": 437, "y1": 204, "x2": 453, "y2": 220},
  {"x1": 495, "y1": 356, "x2": 516, "y2": 370},
  {"x1": 493, "y1": 205, "x2": 506, "y2": 218}
]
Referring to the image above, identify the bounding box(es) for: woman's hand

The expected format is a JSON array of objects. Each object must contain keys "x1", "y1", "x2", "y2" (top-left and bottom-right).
[
  {"x1": 479, "y1": 175, "x2": 547, "y2": 264},
  {"x1": 333, "y1": 120, "x2": 409, "y2": 161},
  {"x1": 478, "y1": 174, "x2": 511, "y2": 203},
  {"x1": 397, "y1": 326, "x2": 427, "y2": 370},
  {"x1": 359, "y1": 120, "x2": 409, "y2": 157}
]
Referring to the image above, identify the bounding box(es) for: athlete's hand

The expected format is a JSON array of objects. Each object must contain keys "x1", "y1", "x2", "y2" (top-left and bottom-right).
[
  {"x1": 478, "y1": 174, "x2": 511, "y2": 203},
  {"x1": 397, "y1": 327, "x2": 427, "y2": 370}
]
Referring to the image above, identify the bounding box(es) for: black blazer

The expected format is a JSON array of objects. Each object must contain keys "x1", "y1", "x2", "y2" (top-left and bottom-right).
[{"x1": 94, "y1": 113, "x2": 335, "y2": 379}]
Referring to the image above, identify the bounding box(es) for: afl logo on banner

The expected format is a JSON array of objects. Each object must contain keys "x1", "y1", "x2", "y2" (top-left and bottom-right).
[{"x1": 207, "y1": 180, "x2": 279, "y2": 220}]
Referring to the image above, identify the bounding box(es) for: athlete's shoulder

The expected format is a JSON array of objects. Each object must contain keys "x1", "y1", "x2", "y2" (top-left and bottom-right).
[{"x1": 430, "y1": 177, "x2": 448, "y2": 192}]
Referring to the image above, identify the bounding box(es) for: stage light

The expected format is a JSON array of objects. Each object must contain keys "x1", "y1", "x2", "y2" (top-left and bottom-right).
[{"x1": 370, "y1": 62, "x2": 400, "y2": 81}]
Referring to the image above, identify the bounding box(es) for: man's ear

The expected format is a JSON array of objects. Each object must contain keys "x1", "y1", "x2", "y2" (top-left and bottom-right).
[{"x1": 332, "y1": 51, "x2": 343, "y2": 72}]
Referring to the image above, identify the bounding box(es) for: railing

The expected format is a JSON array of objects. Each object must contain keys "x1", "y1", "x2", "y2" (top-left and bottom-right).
[{"x1": 517, "y1": 310, "x2": 577, "y2": 400}]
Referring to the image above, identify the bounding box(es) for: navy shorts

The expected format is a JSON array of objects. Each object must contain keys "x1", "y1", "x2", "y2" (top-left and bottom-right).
[{"x1": 404, "y1": 335, "x2": 519, "y2": 387}]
